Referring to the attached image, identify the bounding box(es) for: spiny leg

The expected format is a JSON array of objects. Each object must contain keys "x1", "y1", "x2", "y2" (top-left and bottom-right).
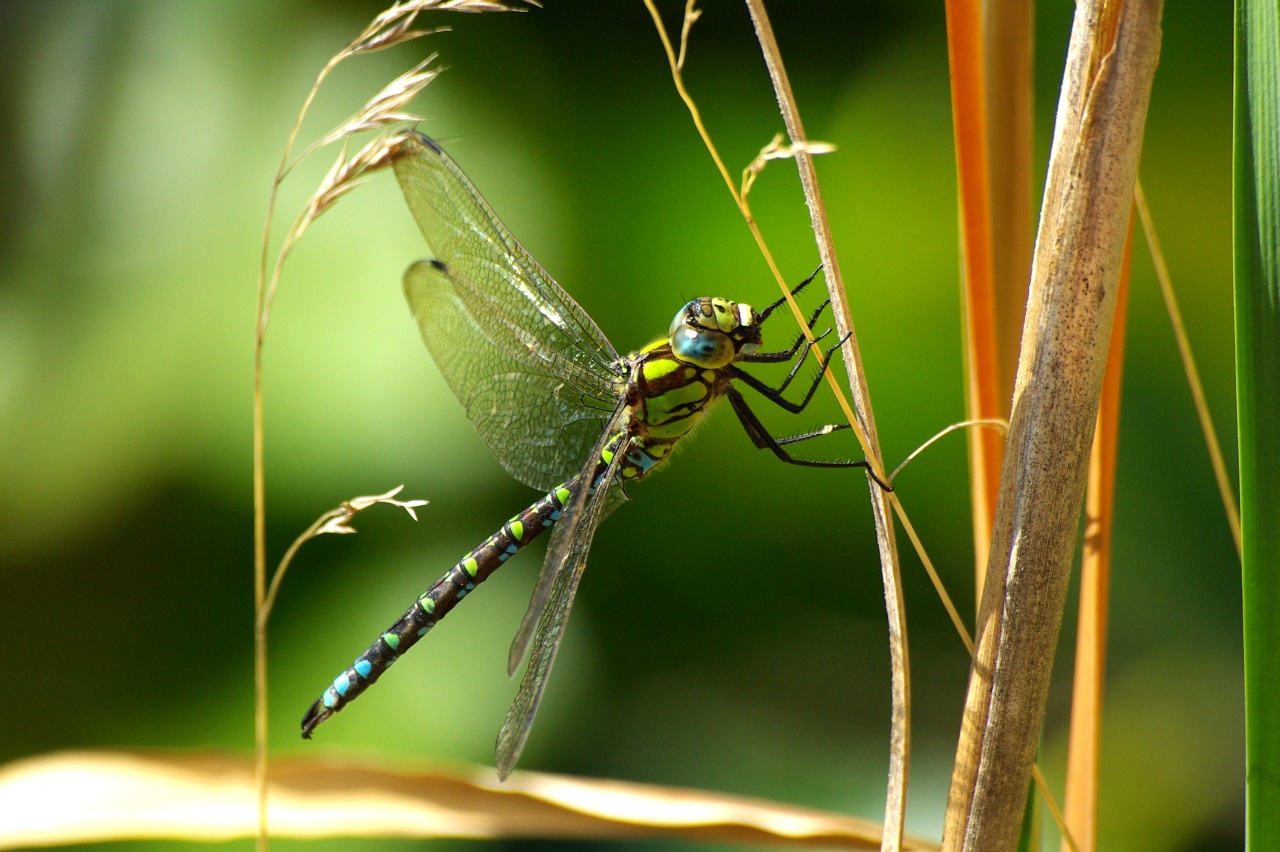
[
  {"x1": 730, "y1": 332, "x2": 851, "y2": 415},
  {"x1": 756, "y1": 264, "x2": 824, "y2": 322},
  {"x1": 736, "y1": 268, "x2": 888, "y2": 487},
  {"x1": 743, "y1": 282, "x2": 834, "y2": 399},
  {"x1": 776, "y1": 422, "x2": 853, "y2": 446},
  {"x1": 739, "y1": 332, "x2": 833, "y2": 403},
  {"x1": 743, "y1": 298, "x2": 832, "y2": 365},
  {"x1": 725, "y1": 385, "x2": 892, "y2": 491}
]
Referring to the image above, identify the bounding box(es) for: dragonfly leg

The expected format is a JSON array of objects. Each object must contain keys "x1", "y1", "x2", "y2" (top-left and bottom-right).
[
  {"x1": 740, "y1": 306, "x2": 833, "y2": 371},
  {"x1": 775, "y1": 422, "x2": 853, "y2": 445},
  {"x1": 730, "y1": 332, "x2": 851, "y2": 415},
  {"x1": 740, "y1": 329, "x2": 832, "y2": 400},
  {"x1": 748, "y1": 267, "x2": 833, "y2": 370},
  {"x1": 744, "y1": 285, "x2": 833, "y2": 362},
  {"x1": 756, "y1": 264, "x2": 823, "y2": 321},
  {"x1": 724, "y1": 385, "x2": 892, "y2": 491}
]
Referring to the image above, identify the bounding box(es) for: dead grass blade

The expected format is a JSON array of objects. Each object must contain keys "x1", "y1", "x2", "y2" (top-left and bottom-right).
[
  {"x1": 945, "y1": 3, "x2": 1080, "y2": 847},
  {"x1": 733, "y1": 3, "x2": 911, "y2": 848},
  {"x1": 0, "y1": 751, "x2": 938, "y2": 851},
  {"x1": 942, "y1": 1, "x2": 1163, "y2": 848}
]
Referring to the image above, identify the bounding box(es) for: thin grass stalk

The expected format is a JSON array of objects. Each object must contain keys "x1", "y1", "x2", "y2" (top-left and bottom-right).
[
  {"x1": 251, "y1": 20, "x2": 405, "y2": 851},
  {"x1": 1133, "y1": 180, "x2": 1243, "y2": 554},
  {"x1": 1235, "y1": 0, "x2": 1280, "y2": 846},
  {"x1": 251, "y1": 6, "x2": 520, "y2": 846},
  {"x1": 1060, "y1": 217, "x2": 1133, "y2": 852},
  {"x1": 949, "y1": 3, "x2": 1079, "y2": 843},
  {"x1": 741, "y1": 3, "x2": 908, "y2": 848},
  {"x1": 942, "y1": 1, "x2": 1162, "y2": 848},
  {"x1": 647, "y1": 2, "x2": 910, "y2": 845},
  {"x1": 943, "y1": 0, "x2": 1003, "y2": 606}
]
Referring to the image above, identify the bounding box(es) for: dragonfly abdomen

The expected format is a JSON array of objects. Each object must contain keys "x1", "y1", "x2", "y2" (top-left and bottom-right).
[{"x1": 301, "y1": 479, "x2": 577, "y2": 738}]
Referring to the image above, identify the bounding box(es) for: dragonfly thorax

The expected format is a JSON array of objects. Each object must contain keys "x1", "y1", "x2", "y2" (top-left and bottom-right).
[{"x1": 667, "y1": 297, "x2": 763, "y2": 369}]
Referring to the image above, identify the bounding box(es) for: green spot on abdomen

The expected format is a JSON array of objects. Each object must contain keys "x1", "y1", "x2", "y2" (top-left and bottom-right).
[
  {"x1": 508, "y1": 520, "x2": 524, "y2": 540},
  {"x1": 382, "y1": 632, "x2": 401, "y2": 650},
  {"x1": 463, "y1": 557, "x2": 479, "y2": 577}
]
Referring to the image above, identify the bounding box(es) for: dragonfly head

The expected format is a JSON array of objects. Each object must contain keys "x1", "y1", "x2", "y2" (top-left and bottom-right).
[{"x1": 668, "y1": 297, "x2": 763, "y2": 369}]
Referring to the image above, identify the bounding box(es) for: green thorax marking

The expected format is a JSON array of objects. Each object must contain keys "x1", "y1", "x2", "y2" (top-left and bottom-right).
[{"x1": 612, "y1": 341, "x2": 733, "y2": 480}]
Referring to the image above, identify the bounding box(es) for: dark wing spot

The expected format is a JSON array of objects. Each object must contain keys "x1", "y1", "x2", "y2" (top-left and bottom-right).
[{"x1": 429, "y1": 259, "x2": 449, "y2": 272}]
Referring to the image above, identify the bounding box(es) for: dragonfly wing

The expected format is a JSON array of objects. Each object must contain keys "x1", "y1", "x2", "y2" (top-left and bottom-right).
[
  {"x1": 393, "y1": 133, "x2": 619, "y2": 370},
  {"x1": 495, "y1": 429, "x2": 632, "y2": 780},
  {"x1": 394, "y1": 133, "x2": 623, "y2": 487},
  {"x1": 405, "y1": 260, "x2": 619, "y2": 490}
]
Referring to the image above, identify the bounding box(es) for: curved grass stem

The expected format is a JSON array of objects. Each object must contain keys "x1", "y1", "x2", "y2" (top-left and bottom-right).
[{"x1": 252, "y1": 4, "x2": 523, "y2": 848}]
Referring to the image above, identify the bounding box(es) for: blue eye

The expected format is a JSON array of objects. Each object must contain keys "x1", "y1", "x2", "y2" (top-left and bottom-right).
[{"x1": 671, "y1": 323, "x2": 734, "y2": 368}]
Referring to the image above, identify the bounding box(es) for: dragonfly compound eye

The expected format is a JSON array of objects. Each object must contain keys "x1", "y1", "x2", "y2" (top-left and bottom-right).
[
  {"x1": 671, "y1": 322, "x2": 735, "y2": 368},
  {"x1": 669, "y1": 300, "x2": 700, "y2": 338}
]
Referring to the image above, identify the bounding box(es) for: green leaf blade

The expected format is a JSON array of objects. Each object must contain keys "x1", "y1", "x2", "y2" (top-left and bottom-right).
[{"x1": 1235, "y1": 1, "x2": 1280, "y2": 848}]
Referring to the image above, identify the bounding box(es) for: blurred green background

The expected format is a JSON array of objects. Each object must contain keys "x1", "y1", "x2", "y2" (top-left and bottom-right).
[{"x1": 0, "y1": 1, "x2": 1241, "y2": 849}]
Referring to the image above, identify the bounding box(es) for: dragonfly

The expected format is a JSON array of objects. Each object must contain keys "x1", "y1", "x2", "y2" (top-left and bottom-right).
[{"x1": 301, "y1": 131, "x2": 888, "y2": 779}]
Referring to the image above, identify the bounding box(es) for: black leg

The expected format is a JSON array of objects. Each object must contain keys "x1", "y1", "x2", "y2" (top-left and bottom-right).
[
  {"x1": 739, "y1": 333, "x2": 828, "y2": 400},
  {"x1": 775, "y1": 422, "x2": 853, "y2": 446},
  {"x1": 730, "y1": 332, "x2": 850, "y2": 415},
  {"x1": 756, "y1": 263, "x2": 824, "y2": 322},
  {"x1": 741, "y1": 299, "x2": 832, "y2": 364},
  {"x1": 725, "y1": 386, "x2": 891, "y2": 491}
]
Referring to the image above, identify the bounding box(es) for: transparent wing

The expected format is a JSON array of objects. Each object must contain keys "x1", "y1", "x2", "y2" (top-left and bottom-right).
[
  {"x1": 394, "y1": 133, "x2": 622, "y2": 489},
  {"x1": 404, "y1": 260, "x2": 619, "y2": 490},
  {"x1": 495, "y1": 425, "x2": 632, "y2": 780}
]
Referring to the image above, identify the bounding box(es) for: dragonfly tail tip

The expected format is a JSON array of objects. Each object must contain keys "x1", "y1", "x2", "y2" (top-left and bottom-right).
[{"x1": 300, "y1": 699, "x2": 331, "y2": 739}]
